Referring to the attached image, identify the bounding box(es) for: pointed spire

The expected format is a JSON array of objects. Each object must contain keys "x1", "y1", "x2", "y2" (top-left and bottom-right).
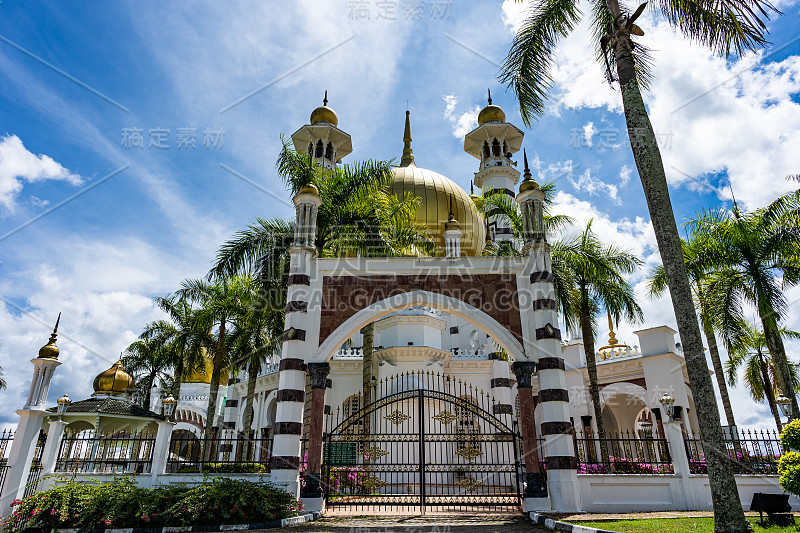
[
  {"x1": 519, "y1": 148, "x2": 538, "y2": 193},
  {"x1": 38, "y1": 312, "x2": 61, "y2": 359},
  {"x1": 400, "y1": 109, "x2": 415, "y2": 167},
  {"x1": 323, "y1": 90, "x2": 328, "y2": 106},
  {"x1": 523, "y1": 149, "x2": 531, "y2": 178},
  {"x1": 606, "y1": 310, "x2": 619, "y2": 347},
  {"x1": 487, "y1": 88, "x2": 492, "y2": 105}
]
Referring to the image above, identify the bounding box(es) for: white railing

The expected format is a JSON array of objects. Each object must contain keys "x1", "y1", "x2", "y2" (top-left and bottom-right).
[
  {"x1": 597, "y1": 345, "x2": 641, "y2": 362},
  {"x1": 258, "y1": 359, "x2": 280, "y2": 376},
  {"x1": 450, "y1": 347, "x2": 486, "y2": 359},
  {"x1": 334, "y1": 346, "x2": 363, "y2": 359}
]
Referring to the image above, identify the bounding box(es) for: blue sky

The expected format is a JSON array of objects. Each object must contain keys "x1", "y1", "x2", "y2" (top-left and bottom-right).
[{"x1": 1, "y1": 0, "x2": 799, "y2": 428}]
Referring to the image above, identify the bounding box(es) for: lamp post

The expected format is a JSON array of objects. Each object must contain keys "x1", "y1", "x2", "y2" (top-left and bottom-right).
[
  {"x1": 56, "y1": 394, "x2": 71, "y2": 421},
  {"x1": 659, "y1": 393, "x2": 676, "y2": 423},
  {"x1": 777, "y1": 396, "x2": 793, "y2": 423},
  {"x1": 161, "y1": 395, "x2": 177, "y2": 419}
]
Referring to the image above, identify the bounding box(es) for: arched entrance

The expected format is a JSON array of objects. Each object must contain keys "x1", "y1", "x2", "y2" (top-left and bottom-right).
[{"x1": 324, "y1": 370, "x2": 522, "y2": 514}]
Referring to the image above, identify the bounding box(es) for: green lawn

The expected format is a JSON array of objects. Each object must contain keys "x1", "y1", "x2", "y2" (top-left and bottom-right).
[{"x1": 569, "y1": 517, "x2": 799, "y2": 533}]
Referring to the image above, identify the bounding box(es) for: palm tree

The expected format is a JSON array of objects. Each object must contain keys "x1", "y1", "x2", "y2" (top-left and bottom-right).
[
  {"x1": 690, "y1": 193, "x2": 800, "y2": 421},
  {"x1": 122, "y1": 336, "x2": 171, "y2": 411},
  {"x1": 144, "y1": 294, "x2": 207, "y2": 406},
  {"x1": 726, "y1": 324, "x2": 800, "y2": 430},
  {"x1": 501, "y1": 0, "x2": 775, "y2": 528},
  {"x1": 556, "y1": 220, "x2": 643, "y2": 463},
  {"x1": 178, "y1": 277, "x2": 251, "y2": 437},
  {"x1": 647, "y1": 231, "x2": 736, "y2": 426}
]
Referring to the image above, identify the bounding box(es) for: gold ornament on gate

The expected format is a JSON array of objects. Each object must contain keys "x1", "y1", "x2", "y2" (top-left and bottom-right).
[
  {"x1": 363, "y1": 444, "x2": 389, "y2": 460},
  {"x1": 455, "y1": 444, "x2": 484, "y2": 461},
  {"x1": 384, "y1": 409, "x2": 411, "y2": 426},
  {"x1": 456, "y1": 475, "x2": 486, "y2": 492},
  {"x1": 432, "y1": 410, "x2": 458, "y2": 426},
  {"x1": 361, "y1": 474, "x2": 388, "y2": 492}
]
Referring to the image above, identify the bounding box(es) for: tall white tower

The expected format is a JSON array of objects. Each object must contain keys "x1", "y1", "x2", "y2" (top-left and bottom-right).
[
  {"x1": 291, "y1": 91, "x2": 352, "y2": 170},
  {"x1": 463, "y1": 90, "x2": 525, "y2": 243}
]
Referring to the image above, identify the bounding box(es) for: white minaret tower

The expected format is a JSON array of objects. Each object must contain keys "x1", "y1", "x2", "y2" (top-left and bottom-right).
[
  {"x1": 0, "y1": 315, "x2": 62, "y2": 515},
  {"x1": 291, "y1": 91, "x2": 352, "y2": 170},
  {"x1": 463, "y1": 89, "x2": 525, "y2": 244}
]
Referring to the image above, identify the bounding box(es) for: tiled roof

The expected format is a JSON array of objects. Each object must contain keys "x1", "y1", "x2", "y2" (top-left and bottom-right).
[{"x1": 46, "y1": 397, "x2": 164, "y2": 419}]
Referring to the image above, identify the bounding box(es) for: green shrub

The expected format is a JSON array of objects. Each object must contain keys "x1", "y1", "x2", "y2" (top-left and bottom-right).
[
  {"x1": 2, "y1": 476, "x2": 301, "y2": 533},
  {"x1": 779, "y1": 420, "x2": 800, "y2": 496},
  {"x1": 204, "y1": 462, "x2": 270, "y2": 474},
  {"x1": 781, "y1": 420, "x2": 800, "y2": 451}
]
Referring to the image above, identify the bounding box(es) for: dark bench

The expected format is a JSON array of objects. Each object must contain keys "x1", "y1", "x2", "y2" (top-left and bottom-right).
[{"x1": 750, "y1": 492, "x2": 794, "y2": 526}]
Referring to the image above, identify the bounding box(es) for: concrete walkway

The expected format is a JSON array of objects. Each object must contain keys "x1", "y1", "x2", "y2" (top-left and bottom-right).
[{"x1": 281, "y1": 514, "x2": 549, "y2": 532}]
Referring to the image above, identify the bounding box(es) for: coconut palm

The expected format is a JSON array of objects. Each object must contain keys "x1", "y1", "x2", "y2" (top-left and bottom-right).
[
  {"x1": 647, "y1": 230, "x2": 736, "y2": 426},
  {"x1": 557, "y1": 220, "x2": 643, "y2": 462},
  {"x1": 690, "y1": 194, "x2": 800, "y2": 421},
  {"x1": 725, "y1": 324, "x2": 800, "y2": 430},
  {"x1": 501, "y1": 0, "x2": 776, "y2": 527},
  {"x1": 177, "y1": 276, "x2": 252, "y2": 437},
  {"x1": 121, "y1": 336, "x2": 171, "y2": 411}
]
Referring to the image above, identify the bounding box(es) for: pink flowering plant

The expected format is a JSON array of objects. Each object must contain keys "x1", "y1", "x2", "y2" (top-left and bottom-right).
[{"x1": 2, "y1": 476, "x2": 300, "y2": 533}]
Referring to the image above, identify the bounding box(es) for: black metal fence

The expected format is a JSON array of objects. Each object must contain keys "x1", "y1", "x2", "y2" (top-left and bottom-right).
[
  {"x1": 55, "y1": 430, "x2": 155, "y2": 474},
  {"x1": 572, "y1": 429, "x2": 674, "y2": 474},
  {"x1": 166, "y1": 429, "x2": 274, "y2": 473},
  {"x1": 685, "y1": 428, "x2": 783, "y2": 474},
  {"x1": 23, "y1": 430, "x2": 47, "y2": 498},
  {"x1": 0, "y1": 429, "x2": 14, "y2": 495}
]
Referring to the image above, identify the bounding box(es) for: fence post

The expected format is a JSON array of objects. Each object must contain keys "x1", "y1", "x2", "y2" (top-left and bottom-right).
[
  {"x1": 39, "y1": 420, "x2": 67, "y2": 478},
  {"x1": 0, "y1": 411, "x2": 47, "y2": 517},
  {"x1": 150, "y1": 420, "x2": 175, "y2": 484},
  {"x1": 664, "y1": 420, "x2": 693, "y2": 509}
]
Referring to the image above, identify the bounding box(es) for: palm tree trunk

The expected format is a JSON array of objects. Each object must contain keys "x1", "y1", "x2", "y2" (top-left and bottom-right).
[
  {"x1": 361, "y1": 323, "x2": 374, "y2": 458},
  {"x1": 759, "y1": 354, "x2": 783, "y2": 431},
  {"x1": 608, "y1": 13, "x2": 749, "y2": 532},
  {"x1": 242, "y1": 360, "x2": 259, "y2": 434},
  {"x1": 143, "y1": 372, "x2": 155, "y2": 412},
  {"x1": 171, "y1": 357, "x2": 184, "y2": 417},
  {"x1": 580, "y1": 305, "x2": 609, "y2": 465},
  {"x1": 699, "y1": 307, "x2": 736, "y2": 426},
  {"x1": 760, "y1": 314, "x2": 799, "y2": 420},
  {"x1": 204, "y1": 319, "x2": 226, "y2": 461}
]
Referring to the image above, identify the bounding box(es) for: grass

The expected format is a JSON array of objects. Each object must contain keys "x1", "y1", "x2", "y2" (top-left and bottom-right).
[{"x1": 569, "y1": 517, "x2": 800, "y2": 532}]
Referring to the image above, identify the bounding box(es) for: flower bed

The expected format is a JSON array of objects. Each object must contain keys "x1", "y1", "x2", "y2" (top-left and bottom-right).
[
  {"x1": 2, "y1": 476, "x2": 301, "y2": 533},
  {"x1": 578, "y1": 457, "x2": 673, "y2": 474}
]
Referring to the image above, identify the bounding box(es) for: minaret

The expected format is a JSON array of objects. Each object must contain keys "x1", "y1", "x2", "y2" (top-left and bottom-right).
[
  {"x1": 517, "y1": 149, "x2": 546, "y2": 254},
  {"x1": 442, "y1": 196, "x2": 463, "y2": 258},
  {"x1": 24, "y1": 313, "x2": 63, "y2": 410},
  {"x1": 291, "y1": 91, "x2": 353, "y2": 170},
  {"x1": 464, "y1": 90, "x2": 525, "y2": 243}
]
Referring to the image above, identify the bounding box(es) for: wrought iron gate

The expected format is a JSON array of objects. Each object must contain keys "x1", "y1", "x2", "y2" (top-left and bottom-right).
[{"x1": 324, "y1": 371, "x2": 522, "y2": 514}]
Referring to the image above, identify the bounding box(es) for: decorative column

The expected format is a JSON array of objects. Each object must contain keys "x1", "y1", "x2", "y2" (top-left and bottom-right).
[
  {"x1": 270, "y1": 184, "x2": 322, "y2": 497},
  {"x1": 511, "y1": 362, "x2": 547, "y2": 505},
  {"x1": 516, "y1": 158, "x2": 581, "y2": 512},
  {"x1": 0, "y1": 317, "x2": 62, "y2": 516},
  {"x1": 489, "y1": 353, "x2": 513, "y2": 416},
  {"x1": 150, "y1": 419, "x2": 176, "y2": 483},
  {"x1": 302, "y1": 363, "x2": 330, "y2": 512}
]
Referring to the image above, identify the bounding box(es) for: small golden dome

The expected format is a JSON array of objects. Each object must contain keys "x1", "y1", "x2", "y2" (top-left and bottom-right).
[
  {"x1": 444, "y1": 213, "x2": 460, "y2": 231},
  {"x1": 184, "y1": 348, "x2": 229, "y2": 386},
  {"x1": 478, "y1": 89, "x2": 506, "y2": 125},
  {"x1": 297, "y1": 183, "x2": 320, "y2": 196},
  {"x1": 38, "y1": 313, "x2": 61, "y2": 359},
  {"x1": 519, "y1": 149, "x2": 540, "y2": 193},
  {"x1": 309, "y1": 91, "x2": 338, "y2": 126},
  {"x1": 93, "y1": 360, "x2": 135, "y2": 395}
]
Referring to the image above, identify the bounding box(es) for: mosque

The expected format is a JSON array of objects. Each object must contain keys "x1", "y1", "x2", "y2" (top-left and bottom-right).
[{"x1": 3, "y1": 93, "x2": 701, "y2": 515}]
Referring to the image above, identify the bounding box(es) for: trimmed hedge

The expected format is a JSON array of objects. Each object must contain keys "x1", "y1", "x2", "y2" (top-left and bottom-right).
[{"x1": 2, "y1": 476, "x2": 301, "y2": 533}]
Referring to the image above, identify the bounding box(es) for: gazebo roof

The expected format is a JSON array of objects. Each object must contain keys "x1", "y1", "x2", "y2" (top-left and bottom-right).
[{"x1": 46, "y1": 397, "x2": 164, "y2": 420}]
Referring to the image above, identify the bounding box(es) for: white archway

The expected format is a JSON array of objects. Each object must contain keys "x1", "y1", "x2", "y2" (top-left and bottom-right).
[{"x1": 312, "y1": 290, "x2": 527, "y2": 362}]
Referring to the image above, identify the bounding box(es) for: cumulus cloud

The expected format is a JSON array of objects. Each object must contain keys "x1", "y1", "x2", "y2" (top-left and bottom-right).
[
  {"x1": 0, "y1": 135, "x2": 81, "y2": 212},
  {"x1": 443, "y1": 94, "x2": 481, "y2": 138},
  {"x1": 583, "y1": 121, "x2": 597, "y2": 147},
  {"x1": 569, "y1": 168, "x2": 621, "y2": 204}
]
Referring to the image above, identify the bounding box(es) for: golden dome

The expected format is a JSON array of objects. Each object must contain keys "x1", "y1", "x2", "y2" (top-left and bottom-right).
[
  {"x1": 297, "y1": 183, "x2": 320, "y2": 196},
  {"x1": 184, "y1": 348, "x2": 229, "y2": 386},
  {"x1": 389, "y1": 166, "x2": 485, "y2": 256},
  {"x1": 309, "y1": 91, "x2": 338, "y2": 126},
  {"x1": 93, "y1": 360, "x2": 135, "y2": 395},
  {"x1": 38, "y1": 313, "x2": 61, "y2": 359},
  {"x1": 477, "y1": 89, "x2": 506, "y2": 125},
  {"x1": 519, "y1": 149, "x2": 540, "y2": 193}
]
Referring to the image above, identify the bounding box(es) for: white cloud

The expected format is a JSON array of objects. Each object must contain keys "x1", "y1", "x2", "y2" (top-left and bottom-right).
[
  {"x1": 619, "y1": 165, "x2": 632, "y2": 186},
  {"x1": 443, "y1": 94, "x2": 481, "y2": 138},
  {"x1": 569, "y1": 168, "x2": 621, "y2": 204},
  {"x1": 0, "y1": 135, "x2": 81, "y2": 212},
  {"x1": 583, "y1": 121, "x2": 597, "y2": 147}
]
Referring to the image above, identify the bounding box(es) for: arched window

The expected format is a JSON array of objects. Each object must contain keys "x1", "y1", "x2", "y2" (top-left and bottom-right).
[
  {"x1": 325, "y1": 142, "x2": 334, "y2": 160},
  {"x1": 483, "y1": 141, "x2": 490, "y2": 158},
  {"x1": 491, "y1": 138, "x2": 501, "y2": 157},
  {"x1": 315, "y1": 139, "x2": 324, "y2": 158}
]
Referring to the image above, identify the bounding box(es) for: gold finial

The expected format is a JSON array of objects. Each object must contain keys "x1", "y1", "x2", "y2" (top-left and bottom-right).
[
  {"x1": 38, "y1": 312, "x2": 61, "y2": 359},
  {"x1": 606, "y1": 310, "x2": 618, "y2": 346},
  {"x1": 400, "y1": 110, "x2": 415, "y2": 167},
  {"x1": 519, "y1": 148, "x2": 540, "y2": 193},
  {"x1": 323, "y1": 90, "x2": 328, "y2": 106},
  {"x1": 487, "y1": 88, "x2": 492, "y2": 105}
]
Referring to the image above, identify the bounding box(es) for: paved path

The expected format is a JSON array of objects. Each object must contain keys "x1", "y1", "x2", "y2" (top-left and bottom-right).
[{"x1": 281, "y1": 514, "x2": 548, "y2": 532}]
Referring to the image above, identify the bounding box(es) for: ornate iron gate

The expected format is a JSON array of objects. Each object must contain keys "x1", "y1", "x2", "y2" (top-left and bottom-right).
[{"x1": 324, "y1": 371, "x2": 522, "y2": 514}]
